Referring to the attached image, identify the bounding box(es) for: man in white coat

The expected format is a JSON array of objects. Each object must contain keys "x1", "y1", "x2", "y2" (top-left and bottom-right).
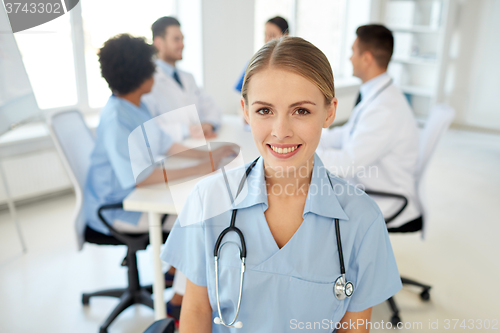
[
  {"x1": 143, "y1": 16, "x2": 222, "y2": 142},
  {"x1": 317, "y1": 24, "x2": 420, "y2": 230}
]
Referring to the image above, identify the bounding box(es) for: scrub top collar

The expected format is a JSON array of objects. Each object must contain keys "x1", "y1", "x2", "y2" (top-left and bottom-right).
[
  {"x1": 232, "y1": 154, "x2": 349, "y2": 221},
  {"x1": 110, "y1": 94, "x2": 150, "y2": 118}
]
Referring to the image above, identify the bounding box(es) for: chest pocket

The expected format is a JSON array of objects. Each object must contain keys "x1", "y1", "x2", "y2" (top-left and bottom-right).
[{"x1": 285, "y1": 275, "x2": 344, "y2": 329}]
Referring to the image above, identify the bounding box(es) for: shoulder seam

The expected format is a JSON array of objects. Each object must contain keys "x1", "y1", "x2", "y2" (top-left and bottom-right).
[{"x1": 352, "y1": 211, "x2": 384, "y2": 260}]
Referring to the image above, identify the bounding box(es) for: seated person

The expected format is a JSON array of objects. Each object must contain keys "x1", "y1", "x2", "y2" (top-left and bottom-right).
[
  {"x1": 83, "y1": 33, "x2": 234, "y2": 236},
  {"x1": 143, "y1": 16, "x2": 221, "y2": 141},
  {"x1": 234, "y1": 16, "x2": 289, "y2": 93},
  {"x1": 317, "y1": 24, "x2": 420, "y2": 228}
]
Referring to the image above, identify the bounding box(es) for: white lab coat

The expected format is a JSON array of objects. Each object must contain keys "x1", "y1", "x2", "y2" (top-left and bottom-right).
[
  {"x1": 317, "y1": 74, "x2": 420, "y2": 228},
  {"x1": 142, "y1": 67, "x2": 222, "y2": 142}
]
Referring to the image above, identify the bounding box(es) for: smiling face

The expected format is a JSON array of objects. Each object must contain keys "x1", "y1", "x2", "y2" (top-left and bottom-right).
[
  {"x1": 242, "y1": 68, "x2": 337, "y2": 172},
  {"x1": 154, "y1": 25, "x2": 184, "y2": 64}
]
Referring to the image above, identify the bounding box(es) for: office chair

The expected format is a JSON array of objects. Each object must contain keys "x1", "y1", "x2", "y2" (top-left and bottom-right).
[
  {"x1": 48, "y1": 110, "x2": 169, "y2": 333},
  {"x1": 143, "y1": 318, "x2": 175, "y2": 333},
  {"x1": 365, "y1": 104, "x2": 455, "y2": 325}
]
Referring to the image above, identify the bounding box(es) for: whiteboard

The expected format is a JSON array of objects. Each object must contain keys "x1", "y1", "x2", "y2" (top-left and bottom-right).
[{"x1": 0, "y1": 3, "x2": 41, "y2": 136}]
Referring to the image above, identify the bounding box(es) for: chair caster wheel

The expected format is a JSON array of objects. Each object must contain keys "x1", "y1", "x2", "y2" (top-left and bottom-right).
[
  {"x1": 82, "y1": 294, "x2": 90, "y2": 305},
  {"x1": 391, "y1": 315, "x2": 401, "y2": 327},
  {"x1": 420, "y1": 290, "x2": 430, "y2": 301}
]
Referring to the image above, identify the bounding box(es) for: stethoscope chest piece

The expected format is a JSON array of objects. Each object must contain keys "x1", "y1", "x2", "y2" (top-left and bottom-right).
[{"x1": 334, "y1": 274, "x2": 354, "y2": 300}]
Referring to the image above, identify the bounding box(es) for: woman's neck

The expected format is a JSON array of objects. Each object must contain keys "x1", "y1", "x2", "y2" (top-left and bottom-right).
[
  {"x1": 117, "y1": 90, "x2": 143, "y2": 107},
  {"x1": 264, "y1": 156, "x2": 314, "y2": 197}
]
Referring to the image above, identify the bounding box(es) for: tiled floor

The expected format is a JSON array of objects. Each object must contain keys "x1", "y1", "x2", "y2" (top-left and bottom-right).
[{"x1": 1, "y1": 128, "x2": 499, "y2": 332}]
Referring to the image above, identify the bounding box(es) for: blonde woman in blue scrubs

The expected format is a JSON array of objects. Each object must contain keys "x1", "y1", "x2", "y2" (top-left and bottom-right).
[{"x1": 162, "y1": 37, "x2": 402, "y2": 332}]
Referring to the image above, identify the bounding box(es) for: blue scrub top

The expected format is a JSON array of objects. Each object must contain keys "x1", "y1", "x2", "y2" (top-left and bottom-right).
[
  {"x1": 84, "y1": 95, "x2": 173, "y2": 235},
  {"x1": 161, "y1": 154, "x2": 401, "y2": 332},
  {"x1": 234, "y1": 63, "x2": 247, "y2": 93}
]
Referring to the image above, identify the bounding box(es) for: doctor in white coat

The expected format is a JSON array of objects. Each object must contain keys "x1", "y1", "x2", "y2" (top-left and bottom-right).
[
  {"x1": 143, "y1": 16, "x2": 222, "y2": 142},
  {"x1": 317, "y1": 24, "x2": 420, "y2": 229}
]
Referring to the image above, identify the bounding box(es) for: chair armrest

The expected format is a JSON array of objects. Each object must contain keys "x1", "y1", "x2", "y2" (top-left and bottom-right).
[
  {"x1": 97, "y1": 202, "x2": 148, "y2": 246},
  {"x1": 143, "y1": 318, "x2": 175, "y2": 333},
  {"x1": 364, "y1": 190, "x2": 408, "y2": 224}
]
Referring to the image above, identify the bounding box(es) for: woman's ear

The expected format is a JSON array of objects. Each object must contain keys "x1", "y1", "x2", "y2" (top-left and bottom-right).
[
  {"x1": 241, "y1": 97, "x2": 250, "y2": 124},
  {"x1": 323, "y1": 97, "x2": 337, "y2": 128}
]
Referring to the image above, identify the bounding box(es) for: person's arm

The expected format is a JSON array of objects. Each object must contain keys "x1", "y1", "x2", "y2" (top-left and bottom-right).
[
  {"x1": 136, "y1": 163, "x2": 211, "y2": 187},
  {"x1": 167, "y1": 143, "x2": 237, "y2": 160},
  {"x1": 137, "y1": 144, "x2": 237, "y2": 186},
  {"x1": 167, "y1": 142, "x2": 209, "y2": 159},
  {"x1": 337, "y1": 308, "x2": 373, "y2": 333},
  {"x1": 190, "y1": 123, "x2": 217, "y2": 139},
  {"x1": 179, "y1": 278, "x2": 212, "y2": 333},
  {"x1": 318, "y1": 125, "x2": 347, "y2": 151},
  {"x1": 318, "y1": 107, "x2": 397, "y2": 172}
]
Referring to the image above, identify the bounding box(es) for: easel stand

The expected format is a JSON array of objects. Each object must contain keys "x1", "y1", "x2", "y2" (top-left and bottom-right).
[{"x1": 0, "y1": 156, "x2": 27, "y2": 253}]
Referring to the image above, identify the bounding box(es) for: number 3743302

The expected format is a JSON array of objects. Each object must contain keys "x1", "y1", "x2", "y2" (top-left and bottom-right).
[
  {"x1": 5, "y1": 2, "x2": 62, "y2": 14},
  {"x1": 444, "y1": 319, "x2": 498, "y2": 330}
]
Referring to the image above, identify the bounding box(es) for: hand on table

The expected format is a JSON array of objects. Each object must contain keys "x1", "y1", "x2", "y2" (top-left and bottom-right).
[
  {"x1": 206, "y1": 145, "x2": 238, "y2": 171},
  {"x1": 190, "y1": 123, "x2": 217, "y2": 139}
]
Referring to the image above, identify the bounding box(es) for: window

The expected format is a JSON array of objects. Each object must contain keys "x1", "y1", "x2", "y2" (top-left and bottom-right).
[
  {"x1": 14, "y1": 14, "x2": 77, "y2": 110},
  {"x1": 254, "y1": 0, "x2": 347, "y2": 76},
  {"x1": 81, "y1": 0, "x2": 176, "y2": 108},
  {"x1": 296, "y1": 0, "x2": 346, "y2": 75},
  {"x1": 11, "y1": 0, "x2": 176, "y2": 112}
]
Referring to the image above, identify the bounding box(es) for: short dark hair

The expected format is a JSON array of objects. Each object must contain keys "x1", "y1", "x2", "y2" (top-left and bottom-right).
[
  {"x1": 356, "y1": 24, "x2": 394, "y2": 69},
  {"x1": 267, "y1": 16, "x2": 289, "y2": 34},
  {"x1": 98, "y1": 34, "x2": 156, "y2": 95},
  {"x1": 152, "y1": 16, "x2": 181, "y2": 40}
]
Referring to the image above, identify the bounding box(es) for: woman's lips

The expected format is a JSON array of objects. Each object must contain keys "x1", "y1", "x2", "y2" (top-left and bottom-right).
[{"x1": 267, "y1": 144, "x2": 301, "y2": 158}]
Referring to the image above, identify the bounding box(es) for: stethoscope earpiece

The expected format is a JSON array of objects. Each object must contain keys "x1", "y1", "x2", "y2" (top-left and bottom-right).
[{"x1": 214, "y1": 315, "x2": 243, "y2": 329}]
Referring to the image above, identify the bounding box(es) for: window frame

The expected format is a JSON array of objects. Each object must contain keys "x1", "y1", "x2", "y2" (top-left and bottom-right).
[{"x1": 37, "y1": 0, "x2": 179, "y2": 116}]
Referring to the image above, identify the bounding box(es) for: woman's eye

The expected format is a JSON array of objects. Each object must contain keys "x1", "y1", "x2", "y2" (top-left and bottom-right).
[
  {"x1": 257, "y1": 108, "x2": 271, "y2": 115},
  {"x1": 294, "y1": 108, "x2": 310, "y2": 115}
]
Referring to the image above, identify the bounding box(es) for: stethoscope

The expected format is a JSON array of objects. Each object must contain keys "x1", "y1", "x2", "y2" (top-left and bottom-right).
[{"x1": 213, "y1": 157, "x2": 354, "y2": 329}]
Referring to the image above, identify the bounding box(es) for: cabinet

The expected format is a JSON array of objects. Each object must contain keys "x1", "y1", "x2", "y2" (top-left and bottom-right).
[{"x1": 372, "y1": 0, "x2": 456, "y2": 118}]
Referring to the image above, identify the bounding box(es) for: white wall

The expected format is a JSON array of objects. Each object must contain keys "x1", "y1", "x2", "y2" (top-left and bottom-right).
[
  {"x1": 177, "y1": 0, "x2": 204, "y2": 87},
  {"x1": 201, "y1": 0, "x2": 255, "y2": 114},
  {"x1": 445, "y1": 0, "x2": 500, "y2": 131},
  {"x1": 463, "y1": 0, "x2": 500, "y2": 130}
]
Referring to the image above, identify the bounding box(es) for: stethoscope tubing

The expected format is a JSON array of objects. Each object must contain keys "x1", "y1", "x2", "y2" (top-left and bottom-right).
[{"x1": 213, "y1": 156, "x2": 353, "y2": 328}]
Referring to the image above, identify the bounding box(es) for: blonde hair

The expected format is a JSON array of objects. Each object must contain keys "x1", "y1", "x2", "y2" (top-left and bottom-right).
[{"x1": 241, "y1": 36, "x2": 335, "y2": 105}]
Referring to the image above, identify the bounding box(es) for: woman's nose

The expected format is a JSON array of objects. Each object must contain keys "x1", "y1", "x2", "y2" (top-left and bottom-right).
[{"x1": 271, "y1": 115, "x2": 293, "y2": 140}]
